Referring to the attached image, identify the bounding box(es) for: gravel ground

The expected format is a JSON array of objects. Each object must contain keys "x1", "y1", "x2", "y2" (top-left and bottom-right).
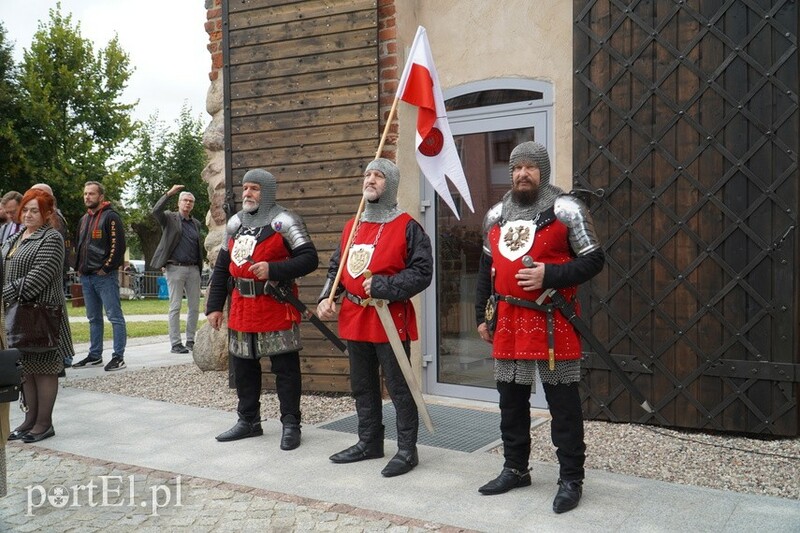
[{"x1": 65, "y1": 364, "x2": 800, "y2": 500}]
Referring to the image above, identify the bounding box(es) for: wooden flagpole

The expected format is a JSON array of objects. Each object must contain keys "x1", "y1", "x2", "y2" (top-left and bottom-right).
[{"x1": 327, "y1": 96, "x2": 401, "y2": 304}]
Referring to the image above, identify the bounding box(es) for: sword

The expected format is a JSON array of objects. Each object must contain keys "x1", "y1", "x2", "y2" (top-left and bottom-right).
[
  {"x1": 243, "y1": 255, "x2": 347, "y2": 353},
  {"x1": 364, "y1": 271, "x2": 435, "y2": 433},
  {"x1": 522, "y1": 256, "x2": 653, "y2": 413},
  {"x1": 266, "y1": 282, "x2": 348, "y2": 353}
]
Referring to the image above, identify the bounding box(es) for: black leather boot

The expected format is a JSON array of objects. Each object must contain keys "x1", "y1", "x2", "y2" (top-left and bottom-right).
[
  {"x1": 215, "y1": 418, "x2": 263, "y2": 442},
  {"x1": 552, "y1": 478, "x2": 583, "y2": 513},
  {"x1": 280, "y1": 414, "x2": 301, "y2": 450},
  {"x1": 329, "y1": 440, "x2": 385, "y2": 463},
  {"x1": 381, "y1": 447, "x2": 419, "y2": 477},
  {"x1": 478, "y1": 467, "x2": 532, "y2": 495}
]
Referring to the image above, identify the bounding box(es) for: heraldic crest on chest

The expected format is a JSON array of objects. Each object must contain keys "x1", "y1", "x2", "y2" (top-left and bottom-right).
[
  {"x1": 347, "y1": 243, "x2": 373, "y2": 278},
  {"x1": 231, "y1": 234, "x2": 258, "y2": 266},
  {"x1": 498, "y1": 219, "x2": 536, "y2": 262}
]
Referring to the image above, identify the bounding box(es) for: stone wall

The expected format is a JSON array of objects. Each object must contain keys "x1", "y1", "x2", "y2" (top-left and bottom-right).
[{"x1": 193, "y1": 0, "x2": 227, "y2": 371}]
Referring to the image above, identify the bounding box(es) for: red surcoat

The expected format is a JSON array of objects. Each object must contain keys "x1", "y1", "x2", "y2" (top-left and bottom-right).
[
  {"x1": 227, "y1": 232, "x2": 301, "y2": 333},
  {"x1": 337, "y1": 214, "x2": 418, "y2": 343},
  {"x1": 489, "y1": 219, "x2": 582, "y2": 361}
]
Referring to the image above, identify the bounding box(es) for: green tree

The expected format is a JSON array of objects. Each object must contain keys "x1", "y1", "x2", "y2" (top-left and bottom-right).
[
  {"x1": 15, "y1": 3, "x2": 137, "y2": 224},
  {"x1": 128, "y1": 106, "x2": 208, "y2": 269},
  {"x1": 0, "y1": 22, "x2": 28, "y2": 190}
]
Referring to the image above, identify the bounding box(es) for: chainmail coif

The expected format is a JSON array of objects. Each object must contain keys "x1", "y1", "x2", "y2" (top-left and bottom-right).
[
  {"x1": 361, "y1": 158, "x2": 403, "y2": 223},
  {"x1": 501, "y1": 141, "x2": 563, "y2": 221},
  {"x1": 238, "y1": 168, "x2": 282, "y2": 228}
]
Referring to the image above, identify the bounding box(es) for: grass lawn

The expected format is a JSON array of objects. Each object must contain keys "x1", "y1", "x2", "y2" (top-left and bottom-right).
[
  {"x1": 69, "y1": 320, "x2": 204, "y2": 343},
  {"x1": 68, "y1": 297, "x2": 206, "y2": 342},
  {"x1": 66, "y1": 297, "x2": 200, "y2": 317}
]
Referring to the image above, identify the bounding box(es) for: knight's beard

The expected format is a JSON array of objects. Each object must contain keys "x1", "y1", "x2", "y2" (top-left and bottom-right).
[
  {"x1": 363, "y1": 189, "x2": 380, "y2": 202},
  {"x1": 242, "y1": 200, "x2": 258, "y2": 213},
  {"x1": 511, "y1": 185, "x2": 539, "y2": 206}
]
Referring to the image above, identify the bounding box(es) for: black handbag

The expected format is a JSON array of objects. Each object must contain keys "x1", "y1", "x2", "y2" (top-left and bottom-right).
[
  {"x1": 0, "y1": 348, "x2": 22, "y2": 402},
  {"x1": 5, "y1": 277, "x2": 63, "y2": 352}
]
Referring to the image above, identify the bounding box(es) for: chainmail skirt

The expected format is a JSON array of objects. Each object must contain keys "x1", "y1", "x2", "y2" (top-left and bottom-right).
[{"x1": 495, "y1": 358, "x2": 581, "y2": 386}]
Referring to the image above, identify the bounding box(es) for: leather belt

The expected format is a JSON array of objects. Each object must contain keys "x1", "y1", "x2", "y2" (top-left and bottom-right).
[
  {"x1": 168, "y1": 261, "x2": 197, "y2": 267},
  {"x1": 345, "y1": 291, "x2": 370, "y2": 306},
  {"x1": 496, "y1": 294, "x2": 550, "y2": 312},
  {"x1": 232, "y1": 277, "x2": 267, "y2": 298}
]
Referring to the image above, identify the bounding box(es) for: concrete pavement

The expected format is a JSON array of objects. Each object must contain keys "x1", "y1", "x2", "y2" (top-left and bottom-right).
[{"x1": 2, "y1": 337, "x2": 799, "y2": 532}]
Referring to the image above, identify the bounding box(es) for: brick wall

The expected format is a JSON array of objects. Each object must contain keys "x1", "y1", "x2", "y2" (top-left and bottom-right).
[
  {"x1": 377, "y1": 0, "x2": 398, "y2": 161},
  {"x1": 204, "y1": 0, "x2": 223, "y2": 81}
]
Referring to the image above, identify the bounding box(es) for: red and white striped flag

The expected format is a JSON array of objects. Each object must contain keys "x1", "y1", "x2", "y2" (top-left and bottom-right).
[{"x1": 396, "y1": 26, "x2": 474, "y2": 219}]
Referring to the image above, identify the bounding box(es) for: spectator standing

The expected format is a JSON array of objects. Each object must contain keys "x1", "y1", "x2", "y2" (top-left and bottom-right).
[
  {"x1": 0, "y1": 191, "x2": 22, "y2": 245},
  {"x1": 0, "y1": 251, "x2": 7, "y2": 497},
  {"x1": 72, "y1": 181, "x2": 127, "y2": 371},
  {"x1": 151, "y1": 185, "x2": 204, "y2": 354},
  {"x1": 31, "y1": 183, "x2": 73, "y2": 366},
  {"x1": 2, "y1": 188, "x2": 74, "y2": 443}
]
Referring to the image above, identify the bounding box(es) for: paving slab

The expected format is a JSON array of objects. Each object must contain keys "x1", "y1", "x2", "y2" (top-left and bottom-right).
[{"x1": 2, "y1": 338, "x2": 799, "y2": 532}]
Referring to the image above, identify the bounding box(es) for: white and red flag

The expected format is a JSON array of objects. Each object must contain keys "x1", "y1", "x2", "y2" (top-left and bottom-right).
[{"x1": 396, "y1": 26, "x2": 474, "y2": 219}]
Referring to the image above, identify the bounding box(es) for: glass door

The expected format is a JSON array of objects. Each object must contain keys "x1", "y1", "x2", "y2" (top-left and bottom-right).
[{"x1": 422, "y1": 96, "x2": 551, "y2": 406}]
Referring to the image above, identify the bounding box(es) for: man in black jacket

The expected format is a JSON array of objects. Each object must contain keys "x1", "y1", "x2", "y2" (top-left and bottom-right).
[
  {"x1": 72, "y1": 181, "x2": 128, "y2": 372},
  {"x1": 151, "y1": 185, "x2": 204, "y2": 354}
]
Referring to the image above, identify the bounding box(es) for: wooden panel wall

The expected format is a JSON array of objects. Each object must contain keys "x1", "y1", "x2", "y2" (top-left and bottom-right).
[
  {"x1": 223, "y1": 0, "x2": 379, "y2": 391},
  {"x1": 574, "y1": 0, "x2": 799, "y2": 435}
]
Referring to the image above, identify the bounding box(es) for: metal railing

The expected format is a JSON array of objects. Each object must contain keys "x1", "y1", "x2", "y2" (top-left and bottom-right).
[{"x1": 66, "y1": 268, "x2": 210, "y2": 300}]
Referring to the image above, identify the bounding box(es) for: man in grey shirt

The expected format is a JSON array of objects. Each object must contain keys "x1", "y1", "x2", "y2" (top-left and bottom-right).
[{"x1": 151, "y1": 185, "x2": 204, "y2": 353}]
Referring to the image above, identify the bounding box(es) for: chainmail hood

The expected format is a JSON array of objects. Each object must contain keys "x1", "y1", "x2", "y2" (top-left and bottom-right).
[
  {"x1": 239, "y1": 168, "x2": 281, "y2": 228},
  {"x1": 362, "y1": 158, "x2": 403, "y2": 223},
  {"x1": 502, "y1": 141, "x2": 563, "y2": 220}
]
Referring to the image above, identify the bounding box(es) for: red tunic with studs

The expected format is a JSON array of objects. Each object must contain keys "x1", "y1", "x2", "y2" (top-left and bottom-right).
[
  {"x1": 337, "y1": 213, "x2": 421, "y2": 343},
  {"x1": 489, "y1": 218, "x2": 583, "y2": 361}
]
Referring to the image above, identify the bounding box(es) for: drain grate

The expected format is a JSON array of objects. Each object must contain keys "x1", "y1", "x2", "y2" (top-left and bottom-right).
[{"x1": 319, "y1": 403, "x2": 542, "y2": 453}]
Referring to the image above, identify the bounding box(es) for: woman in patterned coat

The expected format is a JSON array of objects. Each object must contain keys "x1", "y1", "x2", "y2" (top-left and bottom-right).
[
  {"x1": 3, "y1": 188, "x2": 74, "y2": 443},
  {"x1": 0, "y1": 252, "x2": 7, "y2": 495}
]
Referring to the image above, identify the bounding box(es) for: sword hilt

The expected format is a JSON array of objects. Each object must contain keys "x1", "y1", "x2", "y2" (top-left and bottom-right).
[{"x1": 361, "y1": 270, "x2": 374, "y2": 306}]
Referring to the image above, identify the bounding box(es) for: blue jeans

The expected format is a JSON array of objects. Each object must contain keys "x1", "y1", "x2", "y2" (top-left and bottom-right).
[{"x1": 81, "y1": 272, "x2": 127, "y2": 360}]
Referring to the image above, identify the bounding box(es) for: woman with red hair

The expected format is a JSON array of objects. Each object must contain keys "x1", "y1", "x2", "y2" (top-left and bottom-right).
[{"x1": 3, "y1": 188, "x2": 74, "y2": 443}]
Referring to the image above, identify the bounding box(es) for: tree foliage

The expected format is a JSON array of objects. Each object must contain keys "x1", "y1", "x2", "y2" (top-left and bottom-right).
[
  {"x1": 128, "y1": 106, "x2": 208, "y2": 268},
  {"x1": 14, "y1": 4, "x2": 137, "y2": 224},
  {"x1": 0, "y1": 23, "x2": 28, "y2": 189}
]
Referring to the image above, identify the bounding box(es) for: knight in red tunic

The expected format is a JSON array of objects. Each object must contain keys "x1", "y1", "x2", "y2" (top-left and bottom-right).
[
  {"x1": 475, "y1": 142, "x2": 604, "y2": 514},
  {"x1": 317, "y1": 158, "x2": 432, "y2": 478},
  {"x1": 206, "y1": 169, "x2": 318, "y2": 450}
]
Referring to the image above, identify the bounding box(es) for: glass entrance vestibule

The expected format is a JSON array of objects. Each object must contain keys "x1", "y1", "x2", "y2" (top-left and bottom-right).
[{"x1": 421, "y1": 79, "x2": 555, "y2": 408}]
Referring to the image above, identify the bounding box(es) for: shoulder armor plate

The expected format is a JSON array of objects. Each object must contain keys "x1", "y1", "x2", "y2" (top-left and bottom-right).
[
  {"x1": 223, "y1": 214, "x2": 242, "y2": 252},
  {"x1": 482, "y1": 202, "x2": 503, "y2": 255},
  {"x1": 554, "y1": 194, "x2": 601, "y2": 255},
  {"x1": 271, "y1": 209, "x2": 312, "y2": 250}
]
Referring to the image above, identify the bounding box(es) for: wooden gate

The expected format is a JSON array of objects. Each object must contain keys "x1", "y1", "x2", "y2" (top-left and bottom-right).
[{"x1": 573, "y1": 0, "x2": 799, "y2": 435}]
